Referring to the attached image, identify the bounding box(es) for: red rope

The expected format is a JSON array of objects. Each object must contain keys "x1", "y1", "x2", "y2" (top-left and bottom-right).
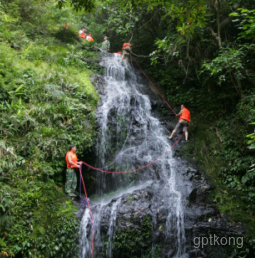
[
  {"x1": 131, "y1": 56, "x2": 177, "y2": 115},
  {"x1": 79, "y1": 167, "x2": 94, "y2": 258},
  {"x1": 80, "y1": 130, "x2": 184, "y2": 173}
]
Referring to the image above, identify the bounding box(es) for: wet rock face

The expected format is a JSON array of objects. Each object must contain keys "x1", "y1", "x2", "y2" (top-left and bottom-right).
[
  {"x1": 115, "y1": 191, "x2": 153, "y2": 230},
  {"x1": 96, "y1": 160, "x2": 245, "y2": 258},
  {"x1": 99, "y1": 190, "x2": 154, "y2": 258}
]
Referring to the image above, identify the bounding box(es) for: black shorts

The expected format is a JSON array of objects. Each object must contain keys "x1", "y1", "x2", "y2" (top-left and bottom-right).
[
  {"x1": 174, "y1": 120, "x2": 189, "y2": 132},
  {"x1": 123, "y1": 46, "x2": 131, "y2": 56}
]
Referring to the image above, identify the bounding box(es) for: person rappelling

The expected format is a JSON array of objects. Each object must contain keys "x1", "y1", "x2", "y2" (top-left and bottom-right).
[
  {"x1": 65, "y1": 145, "x2": 82, "y2": 197},
  {"x1": 167, "y1": 104, "x2": 191, "y2": 142},
  {"x1": 121, "y1": 42, "x2": 133, "y2": 62}
]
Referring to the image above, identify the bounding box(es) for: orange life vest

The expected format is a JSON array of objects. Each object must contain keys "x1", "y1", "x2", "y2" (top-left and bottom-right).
[
  {"x1": 79, "y1": 31, "x2": 86, "y2": 39},
  {"x1": 122, "y1": 43, "x2": 132, "y2": 50},
  {"x1": 87, "y1": 36, "x2": 94, "y2": 42},
  {"x1": 179, "y1": 107, "x2": 190, "y2": 122},
  {"x1": 66, "y1": 151, "x2": 78, "y2": 169}
]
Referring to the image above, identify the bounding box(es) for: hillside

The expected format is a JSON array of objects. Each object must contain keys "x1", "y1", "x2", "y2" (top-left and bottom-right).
[{"x1": 0, "y1": 1, "x2": 100, "y2": 257}]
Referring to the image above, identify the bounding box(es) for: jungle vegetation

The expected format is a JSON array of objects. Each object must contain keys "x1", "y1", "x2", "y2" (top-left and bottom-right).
[
  {"x1": 0, "y1": 0, "x2": 100, "y2": 257},
  {"x1": 1, "y1": 0, "x2": 255, "y2": 257}
]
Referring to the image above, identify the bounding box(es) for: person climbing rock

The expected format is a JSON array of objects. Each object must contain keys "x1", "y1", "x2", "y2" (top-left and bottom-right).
[
  {"x1": 65, "y1": 145, "x2": 81, "y2": 197},
  {"x1": 121, "y1": 42, "x2": 132, "y2": 62},
  {"x1": 79, "y1": 28, "x2": 86, "y2": 39},
  {"x1": 101, "y1": 36, "x2": 110, "y2": 51},
  {"x1": 87, "y1": 32, "x2": 94, "y2": 41},
  {"x1": 167, "y1": 104, "x2": 191, "y2": 142}
]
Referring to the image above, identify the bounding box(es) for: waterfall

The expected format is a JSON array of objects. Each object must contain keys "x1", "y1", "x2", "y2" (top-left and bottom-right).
[
  {"x1": 79, "y1": 209, "x2": 91, "y2": 258},
  {"x1": 106, "y1": 198, "x2": 121, "y2": 258},
  {"x1": 79, "y1": 54, "x2": 186, "y2": 258}
]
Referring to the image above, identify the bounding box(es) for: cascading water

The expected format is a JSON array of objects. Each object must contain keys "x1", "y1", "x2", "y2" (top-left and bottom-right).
[
  {"x1": 79, "y1": 54, "x2": 186, "y2": 258},
  {"x1": 106, "y1": 198, "x2": 121, "y2": 258}
]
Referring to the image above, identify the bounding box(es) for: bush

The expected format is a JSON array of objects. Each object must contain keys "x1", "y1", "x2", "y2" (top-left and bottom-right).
[{"x1": 54, "y1": 27, "x2": 80, "y2": 43}]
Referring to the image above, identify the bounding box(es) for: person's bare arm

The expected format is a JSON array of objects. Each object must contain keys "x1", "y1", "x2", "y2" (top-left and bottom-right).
[{"x1": 176, "y1": 109, "x2": 183, "y2": 117}]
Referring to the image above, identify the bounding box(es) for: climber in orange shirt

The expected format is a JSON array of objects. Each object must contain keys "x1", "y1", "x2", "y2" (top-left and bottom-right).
[
  {"x1": 65, "y1": 145, "x2": 82, "y2": 197},
  {"x1": 167, "y1": 104, "x2": 191, "y2": 142}
]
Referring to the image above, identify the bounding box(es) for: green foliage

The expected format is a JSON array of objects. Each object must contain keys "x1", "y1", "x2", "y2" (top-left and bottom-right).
[
  {"x1": 230, "y1": 8, "x2": 255, "y2": 39},
  {"x1": 54, "y1": 27, "x2": 81, "y2": 43},
  {"x1": 201, "y1": 47, "x2": 245, "y2": 87},
  {"x1": 0, "y1": 10, "x2": 100, "y2": 181},
  {"x1": 2, "y1": 180, "x2": 79, "y2": 258},
  {"x1": 247, "y1": 124, "x2": 255, "y2": 150},
  {"x1": 165, "y1": 0, "x2": 208, "y2": 39},
  {"x1": 0, "y1": 0, "x2": 100, "y2": 256},
  {"x1": 0, "y1": 47, "x2": 98, "y2": 181},
  {"x1": 0, "y1": 183, "x2": 14, "y2": 233},
  {"x1": 52, "y1": 0, "x2": 96, "y2": 12}
]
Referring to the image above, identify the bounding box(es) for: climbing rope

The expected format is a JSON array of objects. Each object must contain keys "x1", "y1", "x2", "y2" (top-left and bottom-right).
[
  {"x1": 79, "y1": 165, "x2": 94, "y2": 258},
  {"x1": 131, "y1": 56, "x2": 177, "y2": 115},
  {"x1": 80, "y1": 130, "x2": 185, "y2": 173}
]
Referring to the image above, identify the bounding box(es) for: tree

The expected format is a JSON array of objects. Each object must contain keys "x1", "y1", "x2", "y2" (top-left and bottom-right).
[{"x1": 44, "y1": 0, "x2": 96, "y2": 12}]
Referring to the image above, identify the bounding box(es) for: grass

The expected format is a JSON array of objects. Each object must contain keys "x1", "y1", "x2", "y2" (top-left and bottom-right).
[{"x1": 1, "y1": 40, "x2": 100, "y2": 103}]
